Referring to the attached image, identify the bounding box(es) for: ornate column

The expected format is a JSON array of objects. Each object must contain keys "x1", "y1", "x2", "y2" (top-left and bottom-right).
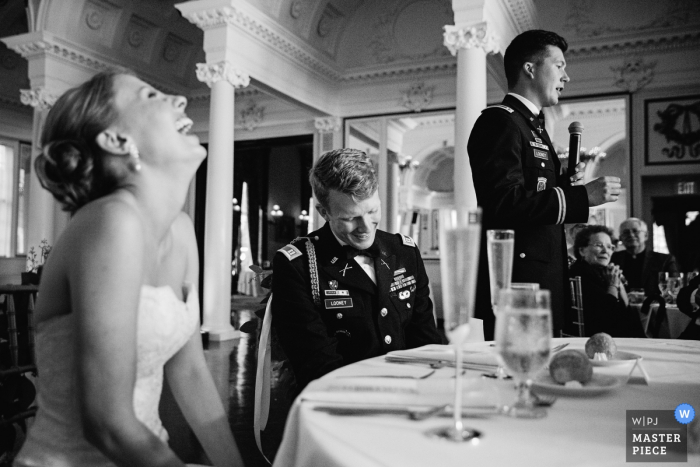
[
  {"x1": 197, "y1": 62, "x2": 249, "y2": 341},
  {"x1": 18, "y1": 88, "x2": 59, "y2": 251},
  {"x1": 444, "y1": 22, "x2": 499, "y2": 209},
  {"x1": 313, "y1": 116, "x2": 342, "y2": 228}
]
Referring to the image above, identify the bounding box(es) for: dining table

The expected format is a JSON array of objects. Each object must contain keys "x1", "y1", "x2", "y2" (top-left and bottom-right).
[
  {"x1": 273, "y1": 337, "x2": 700, "y2": 467},
  {"x1": 632, "y1": 302, "x2": 693, "y2": 339}
]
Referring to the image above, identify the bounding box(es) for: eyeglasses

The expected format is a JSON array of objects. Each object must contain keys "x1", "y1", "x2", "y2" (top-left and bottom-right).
[
  {"x1": 589, "y1": 242, "x2": 615, "y2": 251},
  {"x1": 620, "y1": 229, "x2": 647, "y2": 237}
]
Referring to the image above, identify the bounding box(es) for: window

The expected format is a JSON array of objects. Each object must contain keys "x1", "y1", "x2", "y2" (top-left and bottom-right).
[{"x1": 0, "y1": 138, "x2": 31, "y2": 257}]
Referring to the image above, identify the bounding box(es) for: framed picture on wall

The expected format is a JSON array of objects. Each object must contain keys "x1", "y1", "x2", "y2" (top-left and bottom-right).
[{"x1": 645, "y1": 95, "x2": 700, "y2": 165}]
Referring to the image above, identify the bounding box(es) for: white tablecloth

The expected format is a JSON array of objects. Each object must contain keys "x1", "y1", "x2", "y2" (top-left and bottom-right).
[
  {"x1": 237, "y1": 270, "x2": 264, "y2": 297},
  {"x1": 274, "y1": 338, "x2": 700, "y2": 467},
  {"x1": 633, "y1": 303, "x2": 692, "y2": 338}
]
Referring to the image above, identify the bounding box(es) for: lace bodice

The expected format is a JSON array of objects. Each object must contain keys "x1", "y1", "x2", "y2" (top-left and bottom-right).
[{"x1": 14, "y1": 284, "x2": 199, "y2": 467}]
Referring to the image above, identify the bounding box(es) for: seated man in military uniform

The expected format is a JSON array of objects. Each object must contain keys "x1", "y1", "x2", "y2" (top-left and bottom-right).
[{"x1": 271, "y1": 148, "x2": 443, "y2": 391}]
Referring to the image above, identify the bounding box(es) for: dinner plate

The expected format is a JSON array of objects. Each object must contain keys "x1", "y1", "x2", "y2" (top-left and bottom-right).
[
  {"x1": 531, "y1": 374, "x2": 624, "y2": 396},
  {"x1": 589, "y1": 350, "x2": 642, "y2": 367}
]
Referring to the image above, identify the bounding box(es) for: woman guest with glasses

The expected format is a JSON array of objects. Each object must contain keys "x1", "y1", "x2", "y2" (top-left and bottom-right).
[{"x1": 569, "y1": 225, "x2": 646, "y2": 337}]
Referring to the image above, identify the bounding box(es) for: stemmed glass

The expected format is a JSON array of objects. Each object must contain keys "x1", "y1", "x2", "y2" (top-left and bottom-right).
[
  {"x1": 495, "y1": 289, "x2": 552, "y2": 419},
  {"x1": 485, "y1": 229, "x2": 514, "y2": 379},
  {"x1": 667, "y1": 273, "x2": 684, "y2": 305},
  {"x1": 427, "y1": 207, "x2": 482, "y2": 442},
  {"x1": 658, "y1": 272, "x2": 669, "y2": 299}
]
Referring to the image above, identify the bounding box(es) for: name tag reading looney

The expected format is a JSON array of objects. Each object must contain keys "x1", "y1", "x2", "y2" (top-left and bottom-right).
[{"x1": 325, "y1": 298, "x2": 353, "y2": 309}]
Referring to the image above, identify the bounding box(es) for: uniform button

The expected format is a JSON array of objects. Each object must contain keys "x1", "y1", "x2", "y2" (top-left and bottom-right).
[
  {"x1": 541, "y1": 162, "x2": 545, "y2": 167},
  {"x1": 520, "y1": 253, "x2": 526, "y2": 258},
  {"x1": 407, "y1": 303, "x2": 411, "y2": 309},
  {"x1": 384, "y1": 335, "x2": 392, "y2": 344},
  {"x1": 336, "y1": 313, "x2": 343, "y2": 319},
  {"x1": 380, "y1": 308, "x2": 388, "y2": 317}
]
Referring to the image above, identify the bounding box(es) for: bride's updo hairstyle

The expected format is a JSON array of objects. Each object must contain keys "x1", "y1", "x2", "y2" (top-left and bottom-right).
[{"x1": 36, "y1": 70, "x2": 127, "y2": 213}]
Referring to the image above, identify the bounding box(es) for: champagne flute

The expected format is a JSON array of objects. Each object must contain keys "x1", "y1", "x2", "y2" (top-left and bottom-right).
[
  {"x1": 485, "y1": 229, "x2": 514, "y2": 379},
  {"x1": 426, "y1": 207, "x2": 482, "y2": 443},
  {"x1": 667, "y1": 273, "x2": 684, "y2": 305},
  {"x1": 495, "y1": 289, "x2": 552, "y2": 419}
]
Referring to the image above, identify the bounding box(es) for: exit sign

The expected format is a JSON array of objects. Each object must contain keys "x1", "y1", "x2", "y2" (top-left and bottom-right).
[{"x1": 677, "y1": 181, "x2": 696, "y2": 195}]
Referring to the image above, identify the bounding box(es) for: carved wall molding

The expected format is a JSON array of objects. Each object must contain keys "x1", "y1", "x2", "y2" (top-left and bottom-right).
[
  {"x1": 240, "y1": 100, "x2": 265, "y2": 131},
  {"x1": 400, "y1": 82, "x2": 434, "y2": 112},
  {"x1": 196, "y1": 61, "x2": 250, "y2": 89},
  {"x1": 20, "y1": 87, "x2": 58, "y2": 110},
  {"x1": 7, "y1": 37, "x2": 115, "y2": 72},
  {"x1": 180, "y1": 5, "x2": 342, "y2": 81},
  {"x1": 443, "y1": 22, "x2": 500, "y2": 56},
  {"x1": 314, "y1": 116, "x2": 341, "y2": 134},
  {"x1": 611, "y1": 55, "x2": 656, "y2": 93},
  {"x1": 567, "y1": 31, "x2": 700, "y2": 59}
]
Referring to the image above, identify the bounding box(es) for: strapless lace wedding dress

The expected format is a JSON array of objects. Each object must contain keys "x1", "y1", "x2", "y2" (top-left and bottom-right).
[{"x1": 14, "y1": 284, "x2": 199, "y2": 466}]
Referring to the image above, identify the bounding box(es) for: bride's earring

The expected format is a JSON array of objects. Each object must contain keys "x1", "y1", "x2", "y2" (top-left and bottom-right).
[{"x1": 128, "y1": 144, "x2": 142, "y2": 172}]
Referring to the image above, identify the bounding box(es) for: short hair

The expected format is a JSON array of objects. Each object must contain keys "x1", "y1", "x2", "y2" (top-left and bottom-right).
[
  {"x1": 309, "y1": 148, "x2": 378, "y2": 212},
  {"x1": 573, "y1": 224, "x2": 614, "y2": 260},
  {"x1": 620, "y1": 217, "x2": 648, "y2": 233},
  {"x1": 504, "y1": 29, "x2": 568, "y2": 89},
  {"x1": 35, "y1": 70, "x2": 128, "y2": 213}
]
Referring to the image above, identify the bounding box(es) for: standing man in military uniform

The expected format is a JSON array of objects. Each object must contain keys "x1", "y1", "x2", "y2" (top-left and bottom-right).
[
  {"x1": 468, "y1": 30, "x2": 622, "y2": 339},
  {"x1": 272, "y1": 148, "x2": 443, "y2": 391}
]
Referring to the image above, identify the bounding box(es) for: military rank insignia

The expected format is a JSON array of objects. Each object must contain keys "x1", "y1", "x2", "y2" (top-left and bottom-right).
[
  {"x1": 537, "y1": 177, "x2": 547, "y2": 192},
  {"x1": 400, "y1": 234, "x2": 416, "y2": 247},
  {"x1": 278, "y1": 244, "x2": 302, "y2": 260}
]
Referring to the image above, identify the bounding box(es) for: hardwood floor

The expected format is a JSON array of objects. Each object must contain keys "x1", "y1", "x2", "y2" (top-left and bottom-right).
[{"x1": 161, "y1": 295, "x2": 295, "y2": 466}]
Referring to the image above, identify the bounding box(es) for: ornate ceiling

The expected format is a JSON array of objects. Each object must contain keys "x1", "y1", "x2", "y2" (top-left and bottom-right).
[{"x1": 1, "y1": 0, "x2": 699, "y2": 113}]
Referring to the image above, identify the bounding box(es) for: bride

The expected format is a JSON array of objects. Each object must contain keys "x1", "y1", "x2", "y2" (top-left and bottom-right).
[{"x1": 14, "y1": 71, "x2": 244, "y2": 466}]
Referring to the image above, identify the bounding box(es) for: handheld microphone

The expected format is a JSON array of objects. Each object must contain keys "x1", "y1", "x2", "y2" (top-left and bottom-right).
[{"x1": 567, "y1": 121, "x2": 583, "y2": 178}]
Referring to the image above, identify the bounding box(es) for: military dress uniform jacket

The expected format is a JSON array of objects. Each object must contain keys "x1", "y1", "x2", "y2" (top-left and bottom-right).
[
  {"x1": 467, "y1": 94, "x2": 590, "y2": 338},
  {"x1": 271, "y1": 223, "x2": 442, "y2": 391},
  {"x1": 610, "y1": 249, "x2": 679, "y2": 298}
]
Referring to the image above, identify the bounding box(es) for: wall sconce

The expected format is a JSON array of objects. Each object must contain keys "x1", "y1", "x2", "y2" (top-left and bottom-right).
[
  {"x1": 271, "y1": 204, "x2": 283, "y2": 217},
  {"x1": 232, "y1": 198, "x2": 241, "y2": 211},
  {"x1": 298, "y1": 210, "x2": 310, "y2": 221}
]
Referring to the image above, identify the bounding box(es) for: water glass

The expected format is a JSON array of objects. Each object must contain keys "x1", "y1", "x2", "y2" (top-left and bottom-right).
[
  {"x1": 658, "y1": 272, "x2": 669, "y2": 297},
  {"x1": 495, "y1": 289, "x2": 552, "y2": 419},
  {"x1": 427, "y1": 207, "x2": 482, "y2": 443}
]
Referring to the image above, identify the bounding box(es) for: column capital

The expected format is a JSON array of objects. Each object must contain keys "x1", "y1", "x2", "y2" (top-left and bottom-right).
[
  {"x1": 314, "y1": 116, "x2": 341, "y2": 134},
  {"x1": 196, "y1": 61, "x2": 250, "y2": 89},
  {"x1": 20, "y1": 87, "x2": 58, "y2": 110},
  {"x1": 443, "y1": 22, "x2": 500, "y2": 56}
]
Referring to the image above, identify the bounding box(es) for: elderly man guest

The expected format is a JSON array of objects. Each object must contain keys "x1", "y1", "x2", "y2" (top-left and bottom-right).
[
  {"x1": 611, "y1": 217, "x2": 678, "y2": 297},
  {"x1": 271, "y1": 148, "x2": 443, "y2": 392},
  {"x1": 468, "y1": 29, "x2": 622, "y2": 339},
  {"x1": 570, "y1": 225, "x2": 646, "y2": 338}
]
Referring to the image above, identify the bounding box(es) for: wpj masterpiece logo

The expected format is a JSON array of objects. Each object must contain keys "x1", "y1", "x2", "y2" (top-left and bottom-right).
[{"x1": 626, "y1": 404, "x2": 695, "y2": 462}]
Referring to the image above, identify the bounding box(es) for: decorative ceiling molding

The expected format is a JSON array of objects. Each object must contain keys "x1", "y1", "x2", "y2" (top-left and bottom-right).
[
  {"x1": 5, "y1": 34, "x2": 115, "y2": 72},
  {"x1": 179, "y1": 4, "x2": 343, "y2": 81},
  {"x1": 611, "y1": 55, "x2": 656, "y2": 93},
  {"x1": 240, "y1": 100, "x2": 265, "y2": 131},
  {"x1": 314, "y1": 116, "x2": 341, "y2": 133},
  {"x1": 400, "y1": 82, "x2": 434, "y2": 112},
  {"x1": 343, "y1": 61, "x2": 456, "y2": 83},
  {"x1": 503, "y1": 0, "x2": 537, "y2": 33},
  {"x1": 567, "y1": 31, "x2": 700, "y2": 59},
  {"x1": 564, "y1": 0, "x2": 698, "y2": 38}
]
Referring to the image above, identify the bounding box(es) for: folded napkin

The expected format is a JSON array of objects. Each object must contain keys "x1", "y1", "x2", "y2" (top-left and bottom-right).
[{"x1": 385, "y1": 344, "x2": 499, "y2": 371}]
